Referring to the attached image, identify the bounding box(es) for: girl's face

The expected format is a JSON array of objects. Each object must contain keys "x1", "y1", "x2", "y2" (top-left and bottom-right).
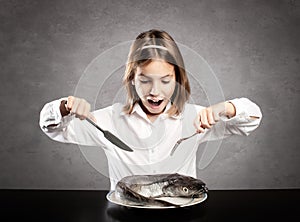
[{"x1": 133, "y1": 60, "x2": 176, "y2": 117}]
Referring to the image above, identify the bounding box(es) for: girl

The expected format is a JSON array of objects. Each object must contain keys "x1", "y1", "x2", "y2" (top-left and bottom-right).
[{"x1": 40, "y1": 29, "x2": 262, "y2": 189}]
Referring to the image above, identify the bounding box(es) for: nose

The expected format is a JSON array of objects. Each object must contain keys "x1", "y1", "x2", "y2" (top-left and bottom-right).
[{"x1": 149, "y1": 81, "x2": 160, "y2": 96}]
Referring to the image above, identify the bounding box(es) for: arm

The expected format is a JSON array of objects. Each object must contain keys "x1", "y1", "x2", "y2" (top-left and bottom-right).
[
  {"x1": 194, "y1": 98, "x2": 262, "y2": 139},
  {"x1": 39, "y1": 97, "x2": 104, "y2": 146}
]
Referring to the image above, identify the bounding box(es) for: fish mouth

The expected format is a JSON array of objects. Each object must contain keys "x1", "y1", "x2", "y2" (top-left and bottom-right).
[{"x1": 191, "y1": 187, "x2": 208, "y2": 198}]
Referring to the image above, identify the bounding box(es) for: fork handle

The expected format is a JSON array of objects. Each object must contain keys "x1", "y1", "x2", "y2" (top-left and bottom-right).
[
  {"x1": 180, "y1": 132, "x2": 198, "y2": 141},
  {"x1": 170, "y1": 143, "x2": 180, "y2": 156},
  {"x1": 170, "y1": 132, "x2": 199, "y2": 156}
]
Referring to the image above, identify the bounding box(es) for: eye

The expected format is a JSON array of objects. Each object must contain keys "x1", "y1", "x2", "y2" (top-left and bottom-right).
[
  {"x1": 161, "y1": 80, "x2": 170, "y2": 84},
  {"x1": 138, "y1": 74, "x2": 151, "y2": 84},
  {"x1": 182, "y1": 187, "x2": 189, "y2": 193},
  {"x1": 140, "y1": 80, "x2": 150, "y2": 84},
  {"x1": 139, "y1": 78, "x2": 151, "y2": 84}
]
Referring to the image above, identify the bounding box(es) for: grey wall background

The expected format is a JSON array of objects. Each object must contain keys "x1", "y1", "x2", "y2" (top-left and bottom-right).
[{"x1": 0, "y1": 0, "x2": 299, "y2": 190}]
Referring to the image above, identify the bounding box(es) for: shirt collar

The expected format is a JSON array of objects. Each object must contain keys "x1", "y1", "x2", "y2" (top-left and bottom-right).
[{"x1": 120, "y1": 102, "x2": 183, "y2": 120}]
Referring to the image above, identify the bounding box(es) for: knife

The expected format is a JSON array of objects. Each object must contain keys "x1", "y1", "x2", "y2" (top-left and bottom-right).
[{"x1": 86, "y1": 117, "x2": 133, "y2": 152}]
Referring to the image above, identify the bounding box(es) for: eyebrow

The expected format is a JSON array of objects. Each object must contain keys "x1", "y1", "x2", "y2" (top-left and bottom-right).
[{"x1": 139, "y1": 73, "x2": 174, "y2": 79}]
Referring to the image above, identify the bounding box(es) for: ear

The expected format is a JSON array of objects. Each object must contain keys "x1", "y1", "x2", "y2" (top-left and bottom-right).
[{"x1": 131, "y1": 80, "x2": 135, "y2": 85}]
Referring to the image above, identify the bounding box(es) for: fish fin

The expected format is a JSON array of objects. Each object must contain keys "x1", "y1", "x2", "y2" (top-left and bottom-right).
[{"x1": 151, "y1": 198, "x2": 181, "y2": 207}]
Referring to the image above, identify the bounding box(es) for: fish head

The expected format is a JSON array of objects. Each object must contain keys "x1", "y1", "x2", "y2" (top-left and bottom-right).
[{"x1": 162, "y1": 174, "x2": 208, "y2": 198}]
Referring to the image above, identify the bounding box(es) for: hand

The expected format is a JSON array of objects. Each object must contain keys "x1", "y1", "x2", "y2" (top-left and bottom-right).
[
  {"x1": 63, "y1": 96, "x2": 96, "y2": 122},
  {"x1": 194, "y1": 102, "x2": 236, "y2": 133}
]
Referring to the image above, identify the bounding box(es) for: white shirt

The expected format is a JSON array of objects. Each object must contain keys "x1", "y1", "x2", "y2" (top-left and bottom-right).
[{"x1": 39, "y1": 98, "x2": 262, "y2": 189}]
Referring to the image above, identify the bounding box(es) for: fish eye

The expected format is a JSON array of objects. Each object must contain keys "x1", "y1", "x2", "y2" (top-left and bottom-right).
[{"x1": 182, "y1": 187, "x2": 189, "y2": 193}]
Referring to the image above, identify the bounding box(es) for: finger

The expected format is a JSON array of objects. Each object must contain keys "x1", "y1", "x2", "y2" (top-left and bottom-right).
[
  {"x1": 71, "y1": 97, "x2": 80, "y2": 114},
  {"x1": 82, "y1": 102, "x2": 91, "y2": 120},
  {"x1": 193, "y1": 114, "x2": 205, "y2": 133},
  {"x1": 193, "y1": 115, "x2": 201, "y2": 131},
  {"x1": 66, "y1": 96, "x2": 74, "y2": 111},
  {"x1": 77, "y1": 99, "x2": 88, "y2": 120},
  {"x1": 200, "y1": 109, "x2": 211, "y2": 129},
  {"x1": 207, "y1": 109, "x2": 216, "y2": 125},
  {"x1": 196, "y1": 127, "x2": 205, "y2": 133}
]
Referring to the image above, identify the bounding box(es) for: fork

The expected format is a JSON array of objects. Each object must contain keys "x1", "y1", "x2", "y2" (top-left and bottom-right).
[{"x1": 170, "y1": 132, "x2": 199, "y2": 156}]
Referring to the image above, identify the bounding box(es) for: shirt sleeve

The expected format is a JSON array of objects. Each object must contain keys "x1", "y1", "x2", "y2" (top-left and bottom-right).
[
  {"x1": 39, "y1": 98, "x2": 69, "y2": 130},
  {"x1": 39, "y1": 98, "x2": 106, "y2": 147},
  {"x1": 199, "y1": 97, "x2": 263, "y2": 143},
  {"x1": 225, "y1": 97, "x2": 262, "y2": 136}
]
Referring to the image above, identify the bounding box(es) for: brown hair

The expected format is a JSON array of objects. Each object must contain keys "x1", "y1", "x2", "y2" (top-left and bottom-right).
[{"x1": 123, "y1": 29, "x2": 190, "y2": 116}]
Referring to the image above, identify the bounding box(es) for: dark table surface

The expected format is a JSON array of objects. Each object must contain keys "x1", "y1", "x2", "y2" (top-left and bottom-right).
[{"x1": 1, "y1": 189, "x2": 299, "y2": 222}]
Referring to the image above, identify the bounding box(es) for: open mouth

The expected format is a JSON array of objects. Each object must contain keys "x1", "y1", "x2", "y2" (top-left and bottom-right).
[{"x1": 147, "y1": 99, "x2": 164, "y2": 107}]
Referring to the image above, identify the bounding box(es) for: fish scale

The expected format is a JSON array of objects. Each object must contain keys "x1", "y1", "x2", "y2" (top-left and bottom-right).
[{"x1": 138, "y1": 182, "x2": 168, "y2": 197}]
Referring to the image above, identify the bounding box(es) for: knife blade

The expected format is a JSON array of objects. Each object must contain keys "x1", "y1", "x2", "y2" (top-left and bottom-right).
[{"x1": 86, "y1": 117, "x2": 133, "y2": 152}]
